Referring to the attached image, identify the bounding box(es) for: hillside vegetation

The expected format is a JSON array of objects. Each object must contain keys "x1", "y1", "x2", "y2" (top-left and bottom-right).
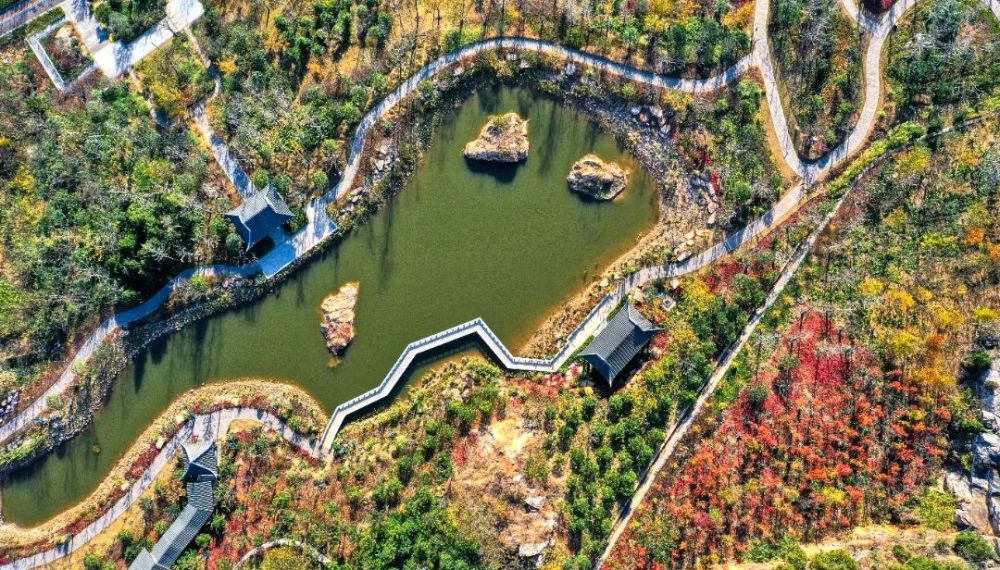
[
  {"x1": 769, "y1": 0, "x2": 862, "y2": 160},
  {"x1": 0, "y1": 52, "x2": 239, "y2": 395},
  {"x1": 606, "y1": 116, "x2": 1000, "y2": 567}
]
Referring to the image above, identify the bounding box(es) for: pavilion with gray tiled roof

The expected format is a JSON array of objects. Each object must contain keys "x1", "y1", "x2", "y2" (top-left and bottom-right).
[
  {"x1": 225, "y1": 186, "x2": 294, "y2": 250},
  {"x1": 579, "y1": 302, "x2": 661, "y2": 384},
  {"x1": 128, "y1": 442, "x2": 219, "y2": 570}
]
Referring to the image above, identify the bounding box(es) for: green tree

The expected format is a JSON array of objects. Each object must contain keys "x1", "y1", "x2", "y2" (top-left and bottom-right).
[
  {"x1": 352, "y1": 488, "x2": 481, "y2": 568},
  {"x1": 953, "y1": 532, "x2": 997, "y2": 565},
  {"x1": 261, "y1": 546, "x2": 313, "y2": 570},
  {"x1": 810, "y1": 550, "x2": 859, "y2": 570}
]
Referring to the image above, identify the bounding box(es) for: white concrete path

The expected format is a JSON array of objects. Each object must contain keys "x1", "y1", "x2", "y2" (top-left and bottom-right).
[
  {"x1": 191, "y1": 102, "x2": 256, "y2": 199},
  {"x1": 62, "y1": 0, "x2": 204, "y2": 79},
  {"x1": 3, "y1": 0, "x2": 990, "y2": 500},
  {"x1": 0, "y1": 408, "x2": 315, "y2": 570},
  {"x1": 597, "y1": 0, "x2": 1000, "y2": 557},
  {"x1": 234, "y1": 539, "x2": 334, "y2": 568}
]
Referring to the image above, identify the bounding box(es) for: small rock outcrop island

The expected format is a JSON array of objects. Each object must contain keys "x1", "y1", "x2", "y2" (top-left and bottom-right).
[
  {"x1": 463, "y1": 112, "x2": 529, "y2": 162},
  {"x1": 566, "y1": 154, "x2": 630, "y2": 200},
  {"x1": 320, "y1": 282, "x2": 359, "y2": 355}
]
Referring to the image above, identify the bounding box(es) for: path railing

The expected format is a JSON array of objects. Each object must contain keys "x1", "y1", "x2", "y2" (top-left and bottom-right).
[
  {"x1": 0, "y1": 264, "x2": 258, "y2": 445},
  {"x1": 2, "y1": 3, "x2": 998, "y2": 563},
  {"x1": 0, "y1": 11, "x2": 859, "y2": 447},
  {"x1": 24, "y1": 18, "x2": 66, "y2": 89},
  {"x1": 0, "y1": 407, "x2": 316, "y2": 570},
  {"x1": 318, "y1": 279, "x2": 632, "y2": 451}
]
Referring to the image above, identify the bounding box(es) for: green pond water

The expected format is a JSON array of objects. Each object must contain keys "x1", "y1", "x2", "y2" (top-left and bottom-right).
[{"x1": 1, "y1": 86, "x2": 657, "y2": 526}]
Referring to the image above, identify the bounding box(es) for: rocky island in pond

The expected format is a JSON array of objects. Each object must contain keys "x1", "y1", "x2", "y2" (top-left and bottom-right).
[
  {"x1": 320, "y1": 282, "x2": 359, "y2": 355},
  {"x1": 566, "y1": 154, "x2": 629, "y2": 200},
  {"x1": 463, "y1": 112, "x2": 529, "y2": 162}
]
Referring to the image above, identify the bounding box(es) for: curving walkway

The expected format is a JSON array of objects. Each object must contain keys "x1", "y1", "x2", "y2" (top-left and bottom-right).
[
  {"x1": 234, "y1": 539, "x2": 334, "y2": 569},
  {"x1": 2, "y1": 0, "x2": 1000, "y2": 566},
  {"x1": 0, "y1": 264, "x2": 257, "y2": 447},
  {"x1": 0, "y1": 37, "x2": 760, "y2": 450},
  {"x1": 318, "y1": 296, "x2": 618, "y2": 450},
  {"x1": 595, "y1": 172, "x2": 858, "y2": 570},
  {"x1": 0, "y1": 408, "x2": 316, "y2": 570}
]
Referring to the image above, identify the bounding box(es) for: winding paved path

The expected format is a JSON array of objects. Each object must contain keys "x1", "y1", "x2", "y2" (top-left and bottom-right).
[
  {"x1": 596, "y1": 3, "x2": 1000, "y2": 563},
  {"x1": 2, "y1": 0, "x2": 1000, "y2": 566},
  {"x1": 0, "y1": 39, "x2": 760, "y2": 450},
  {"x1": 596, "y1": 175, "x2": 857, "y2": 570},
  {"x1": 0, "y1": 0, "x2": 61, "y2": 39},
  {"x1": 0, "y1": 408, "x2": 316, "y2": 570},
  {"x1": 0, "y1": 265, "x2": 257, "y2": 448},
  {"x1": 233, "y1": 539, "x2": 334, "y2": 569}
]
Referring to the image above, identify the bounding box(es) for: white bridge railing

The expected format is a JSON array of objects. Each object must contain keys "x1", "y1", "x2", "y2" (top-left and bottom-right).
[{"x1": 317, "y1": 282, "x2": 632, "y2": 451}]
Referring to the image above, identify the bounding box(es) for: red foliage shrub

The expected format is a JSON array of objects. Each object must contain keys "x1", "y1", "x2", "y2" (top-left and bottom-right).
[
  {"x1": 452, "y1": 433, "x2": 475, "y2": 467},
  {"x1": 127, "y1": 444, "x2": 161, "y2": 479},
  {"x1": 512, "y1": 371, "x2": 567, "y2": 398},
  {"x1": 702, "y1": 259, "x2": 750, "y2": 293},
  {"x1": 606, "y1": 310, "x2": 949, "y2": 568}
]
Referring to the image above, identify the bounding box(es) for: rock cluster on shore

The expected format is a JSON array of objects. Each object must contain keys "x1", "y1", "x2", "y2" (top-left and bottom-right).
[
  {"x1": 463, "y1": 112, "x2": 529, "y2": 162},
  {"x1": 566, "y1": 154, "x2": 629, "y2": 200},
  {"x1": 320, "y1": 282, "x2": 359, "y2": 355},
  {"x1": 946, "y1": 354, "x2": 1000, "y2": 535}
]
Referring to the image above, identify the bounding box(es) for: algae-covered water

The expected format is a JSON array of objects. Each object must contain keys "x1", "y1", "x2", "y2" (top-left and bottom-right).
[{"x1": 1, "y1": 86, "x2": 657, "y2": 525}]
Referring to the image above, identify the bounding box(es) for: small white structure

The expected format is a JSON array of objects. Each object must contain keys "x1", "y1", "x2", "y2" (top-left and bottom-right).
[{"x1": 63, "y1": 0, "x2": 204, "y2": 79}]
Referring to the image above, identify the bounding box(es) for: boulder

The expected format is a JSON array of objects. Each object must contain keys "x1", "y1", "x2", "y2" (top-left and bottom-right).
[
  {"x1": 972, "y1": 473, "x2": 991, "y2": 494},
  {"x1": 948, "y1": 469, "x2": 993, "y2": 532},
  {"x1": 320, "y1": 282, "x2": 359, "y2": 355},
  {"x1": 524, "y1": 496, "x2": 545, "y2": 511},
  {"x1": 566, "y1": 154, "x2": 629, "y2": 200},
  {"x1": 463, "y1": 113, "x2": 529, "y2": 162},
  {"x1": 989, "y1": 495, "x2": 1000, "y2": 535},
  {"x1": 518, "y1": 542, "x2": 548, "y2": 558},
  {"x1": 974, "y1": 432, "x2": 1000, "y2": 472},
  {"x1": 981, "y1": 362, "x2": 1000, "y2": 431},
  {"x1": 958, "y1": 507, "x2": 980, "y2": 530},
  {"x1": 947, "y1": 469, "x2": 975, "y2": 504}
]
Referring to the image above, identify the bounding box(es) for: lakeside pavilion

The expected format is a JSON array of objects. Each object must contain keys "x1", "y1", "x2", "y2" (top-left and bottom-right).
[
  {"x1": 129, "y1": 442, "x2": 218, "y2": 570},
  {"x1": 225, "y1": 186, "x2": 294, "y2": 250},
  {"x1": 579, "y1": 302, "x2": 661, "y2": 384}
]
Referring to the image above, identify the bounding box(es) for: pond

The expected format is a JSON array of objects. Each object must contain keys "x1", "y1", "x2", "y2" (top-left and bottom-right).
[{"x1": 1, "y1": 86, "x2": 658, "y2": 526}]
